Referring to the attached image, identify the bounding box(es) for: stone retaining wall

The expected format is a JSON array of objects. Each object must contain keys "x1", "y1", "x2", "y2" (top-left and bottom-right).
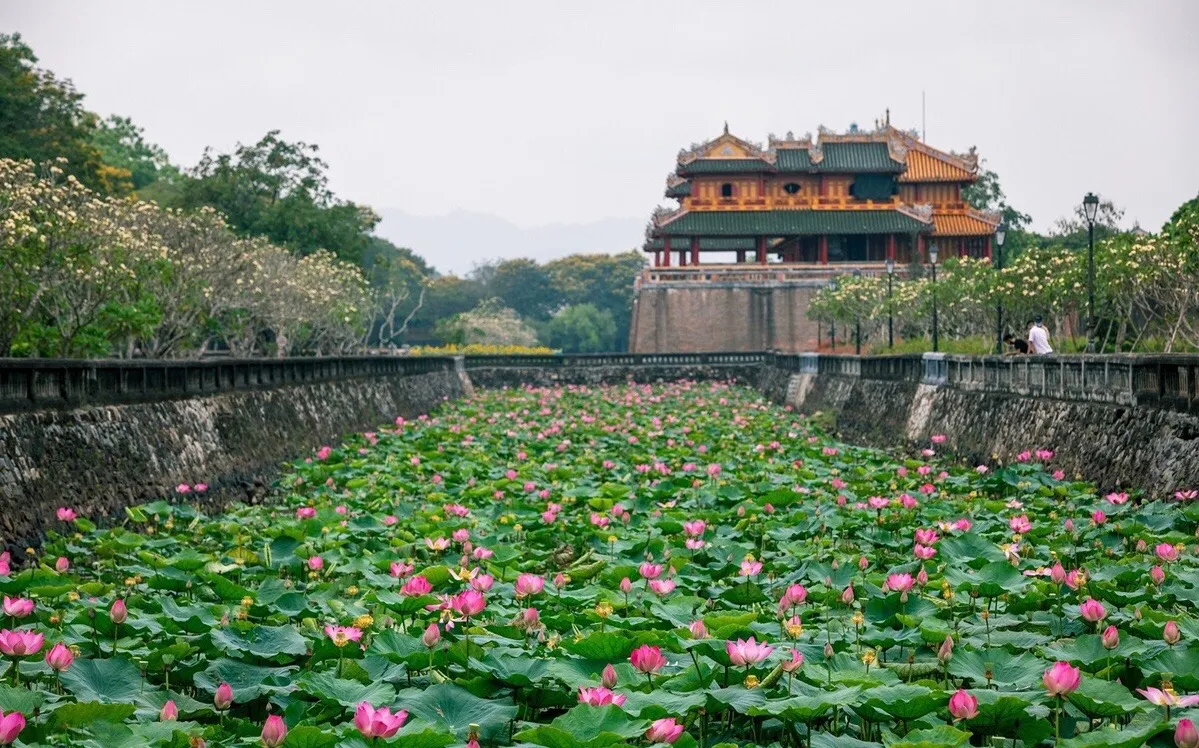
[
  {"x1": 767, "y1": 369, "x2": 1199, "y2": 495},
  {"x1": 0, "y1": 368, "x2": 468, "y2": 553}
]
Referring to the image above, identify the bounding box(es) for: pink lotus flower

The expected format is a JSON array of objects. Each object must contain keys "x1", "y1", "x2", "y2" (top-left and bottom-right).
[
  {"x1": 649, "y1": 579, "x2": 675, "y2": 597},
  {"x1": 1176, "y1": 490, "x2": 1199, "y2": 502},
  {"x1": 931, "y1": 434, "x2": 947, "y2": 443},
  {"x1": 1079, "y1": 598, "x2": 1107, "y2": 623},
  {"x1": 739, "y1": 559, "x2": 762, "y2": 576},
  {"x1": 160, "y1": 700, "x2": 178, "y2": 721},
  {"x1": 948, "y1": 689, "x2": 979, "y2": 720},
  {"x1": 390, "y1": 561, "x2": 414, "y2": 578},
  {"x1": 953, "y1": 518, "x2": 972, "y2": 531},
  {"x1": 1177, "y1": 719, "x2": 1199, "y2": 748},
  {"x1": 1043, "y1": 661, "x2": 1082, "y2": 696},
  {"x1": 781, "y1": 584, "x2": 807, "y2": 606},
  {"x1": 315, "y1": 446, "x2": 332, "y2": 460},
  {"x1": 1050, "y1": 562, "x2": 1067, "y2": 584},
  {"x1": 726, "y1": 637, "x2": 773, "y2": 667},
  {"x1": 0, "y1": 629, "x2": 44, "y2": 657},
  {"x1": 425, "y1": 537, "x2": 450, "y2": 552},
  {"x1": 1052, "y1": 470, "x2": 1065, "y2": 480},
  {"x1": 2, "y1": 597, "x2": 33, "y2": 619},
  {"x1": 683, "y1": 520, "x2": 706, "y2": 537},
  {"x1": 261, "y1": 714, "x2": 288, "y2": 747},
  {"x1": 645, "y1": 718, "x2": 685, "y2": 744},
  {"x1": 578, "y1": 686, "x2": 626, "y2": 707},
  {"x1": 471, "y1": 574, "x2": 494, "y2": 592},
  {"x1": 1009, "y1": 515, "x2": 1032, "y2": 534},
  {"x1": 1164, "y1": 620, "x2": 1181, "y2": 645},
  {"x1": 451, "y1": 590, "x2": 486, "y2": 617},
  {"x1": 602, "y1": 663, "x2": 618, "y2": 688},
  {"x1": 1106, "y1": 492, "x2": 1129, "y2": 505},
  {"x1": 629, "y1": 644, "x2": 667, "y2": 674},
  {"x1": 214, "y1": 682, "x2": 234, "y2": 710},
  {"x1": 56, "y1": 507, "x2": 76, "y2": 521},
  {"x1": 307, "y1": 556, "x2": 323, "y2": 571},
  {"x1": 914, "y1": 544, "x2": 936, "y2": 560},
  {"x1": 975, "y1": 465, "x2": 988, "y2": 474},
  {"x1": 45, "y1": 642, "x2": 73, "y2": 671},
  {"x1": 688, "y1": 620, "x2": 708, "y2": 639},
  {"x1": 55, "y1": 557, "x2": 69, "y2": 572},
  {"x1": 782, "y1": 648, "x2": 804, "y2": 673},
  {"x1": 0, "y1": 553, "x2": 8, "y2": 578},
  {"x1": 868, "y1": 496, "x2": 889, "y2": 510},
  {"x1": 1137, "y1": 687, "x2": 1199, "y2": 708},
  {"x1": 1156, "y1": 543, "x2": 1179, "y2": 563},
  {"x1": 1101, "y1": 625, "x2": 1120, "y2": 650},
  {"x1": 707, "y1": 463, "x2": 722, "y2": 477},
  {"x1": 885, "y1": 573, "x2": 914, "y2": 594},
  {"x1": 639, "y1": 563, "x2": 663, "y2": 580},
  {"x1": 354, "y1": 702, "x2": 408, "y2": 739},
  {"x1": 422, "y1": 623, "x2": 441, "y2": 648},
  {"x1": 452, "y1": 529, "x2": 470, "y2": 544},
  {"x1": 295, "y1": 506, "x2": 316, "y2": 519},
  {"x1": 620, "y1": 577, "x2": 632, "y2": 594},
  {"x1": 938, "y1": 636, "x2": 954, "y2": 663},
  {"x1": 401, "y1": 576, "x2": 432, "y2": 596},
  {"x1": 841, "y1": 584, "x2": 855, "y2": 605},
  {"x1": 914, "y1": 528, "x2": 940, "y2": 545},
  {"x1": 0, "y1": 709, "x2": 24, "y2": 745},
  {"x1": 325, "y1": 625, "x2": 363, "y2": 648},
  {"x1": 175, "y1": 483, "x2": 191, "y2": 494},
  {"x1": 1151, "y1": 565, "x2": 1166, "y2": 585},
  {"x1": 514, "y1": 573, "x2": 545, "y2": 598}
]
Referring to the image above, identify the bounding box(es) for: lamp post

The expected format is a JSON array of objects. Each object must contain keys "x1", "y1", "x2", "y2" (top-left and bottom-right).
[
  {"x1": 994, "y1": 224, "x2": 1007, "y2": 354},
  {"x1": 1083, "y1": 192, "x2": 1099, "y2": 352},
  {"x1": 852, "y1": 268, "x2": 862, "y2": 355},
  {"x1": 885, "y1": 258, "x2": 895, "y2": 349},
  {"x1": 828, "y1": 277, "x2": 837, "y2": 352},
  {"x1": 929, "y1": 244, "x2": 939, "y2": 353}
]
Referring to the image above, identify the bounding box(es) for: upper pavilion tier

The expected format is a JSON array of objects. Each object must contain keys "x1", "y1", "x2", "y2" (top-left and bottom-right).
[{"x1": 645, "y1": 119, "x2": 1001, "y2": 268}]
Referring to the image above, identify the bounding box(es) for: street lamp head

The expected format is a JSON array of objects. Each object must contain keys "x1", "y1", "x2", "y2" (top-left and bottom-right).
[
  {"x1": 929, "y1": 244, "x2": 939, "y2": 265},
  {"x1": 1083, "y1": 192, "x2": 1100, "y2": 223},
  {"x1": 995, "y1": 223, "x2": 1006, "y2": 247},
  {"x1": 885, "y1": 257, "x2": 895, "y2": 275}
]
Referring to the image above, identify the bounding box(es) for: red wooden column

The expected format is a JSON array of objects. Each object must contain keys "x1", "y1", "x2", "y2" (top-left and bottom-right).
[
  {"x1": 690, "y1": 237, "x2": 700, "y2": 266},
  {"x1": 652, "y1": 250, "x2": 660, "y2": 267},
  {"x1": 886, "y1": 234, "x2": 896, "y2": 262},
  {"x1": 819, "y1": 235, "x2": 829, "y2": 265},
  {"x1": 917, "y1": 234, "x2": 926, "y2": 262},
  {"x1": 662, "y1": 237, "x2": 672, "y2": 267},
  {"x1": 984, "y1": 236, "x2": 992, "y2": 259},
  {"x1": 756, "y1": 236, "x2": 767, "y2": 264},
  {"x1": 736, "y1": 249, "x2": 746, "y2": 264}
]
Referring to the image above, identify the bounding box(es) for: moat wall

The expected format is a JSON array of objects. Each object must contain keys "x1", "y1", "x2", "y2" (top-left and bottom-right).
[
  {"x1": 0, "y1": 367, "x2": 468, "y2": 552},
  {"x1": 766, "y1": 369, "x2": 1199, "y2": 495}
]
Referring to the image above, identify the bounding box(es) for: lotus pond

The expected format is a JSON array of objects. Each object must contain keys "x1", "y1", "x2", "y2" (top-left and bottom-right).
[{"x1": 4, "y1": 381, "x2": 1199, "y2": 748}]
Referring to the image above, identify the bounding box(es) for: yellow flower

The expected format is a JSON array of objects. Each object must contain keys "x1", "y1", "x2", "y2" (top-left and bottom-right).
[
  {"x1": 353, "y1": 614, "x2": 374, "y2": 629},
  {"x1": 744, "y1": 674, "x2": 760, "y2": 689},
  {"x1": 862, "y1": 649, "x2": 877, "y2": 666},
  {"x1": 595, "y1": 602, "x2": 613, "y2": 619}
]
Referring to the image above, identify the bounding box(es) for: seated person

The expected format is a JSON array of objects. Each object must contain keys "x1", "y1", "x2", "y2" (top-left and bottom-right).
[{"x1": 1003, "y1": 333, "x2": 1030, "y2": 355}]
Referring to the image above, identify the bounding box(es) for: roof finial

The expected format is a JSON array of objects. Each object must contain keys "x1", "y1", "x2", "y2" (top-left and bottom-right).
[
  {"x1": 885, "y1": 107, "x2": 890, "y2": 126},
  {"x1": 723, "y1": 121, "x2": 729, "y2": 135}
]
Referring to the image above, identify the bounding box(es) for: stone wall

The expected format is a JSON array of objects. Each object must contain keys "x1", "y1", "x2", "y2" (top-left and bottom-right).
[
  {"x1": 466, "y1": 363, "x2": 762, "y2": 390},
  {"x1": 0, "y1": 368, "x2": 468, "y2": 553},
  {"x1": 767, "y1": 368, "x2": 1199, "y2": 495},
  {"x1": 629, "y1": 283, "x2": 822, "y2": 353}
]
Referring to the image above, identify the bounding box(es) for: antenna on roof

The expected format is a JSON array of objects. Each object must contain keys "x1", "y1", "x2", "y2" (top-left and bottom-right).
[
  {"x1": 723, "y1": 121, "x2": 729, "y2": 135},
  {"x1": 921, "y1": 91, "x2": 926, "y2": 142}
]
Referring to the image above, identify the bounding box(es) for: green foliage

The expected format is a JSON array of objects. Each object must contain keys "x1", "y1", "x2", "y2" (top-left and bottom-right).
[
  {"x1": 176, "y1": 130, "x2": 378, "y2": 265},
  {"x1": 91, "y1": 115, "x2": 180, "y2": 195},
  {"x1": 546, "y1": 304, "x2": 617, "y2": 353}
]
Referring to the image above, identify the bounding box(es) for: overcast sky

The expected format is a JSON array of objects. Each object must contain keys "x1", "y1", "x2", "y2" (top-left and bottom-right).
[{"x1": 8, "y1": 1, "x2": 1199, "y2": 271}]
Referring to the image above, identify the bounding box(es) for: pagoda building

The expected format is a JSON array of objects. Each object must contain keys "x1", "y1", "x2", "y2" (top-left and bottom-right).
[{"x1": 644, "y1": 120, "x2": 1000, "y2": 268}]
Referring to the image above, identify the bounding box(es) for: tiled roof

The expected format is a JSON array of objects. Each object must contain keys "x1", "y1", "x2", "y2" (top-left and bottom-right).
[
  {"x1": 933, "y1": 213, "x2": 1000, "y2": 237},
  {"x1": 899, "y1": 150, "x2": 976, "y2": 183},
  {"x1": 665, "y1": 181, "x2": 691, "y2": 198},
  {"x1": 656, "y1": 210, "x2": 931, "y2": 236},
  {"x1": 679, "y1": 159, "x2": 773, "y2": 174},
  {"x1": 646, "y1": 237, "x2": 756, "y2": 250}
]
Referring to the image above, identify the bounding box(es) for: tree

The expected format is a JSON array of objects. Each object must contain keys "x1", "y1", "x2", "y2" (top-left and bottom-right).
[
  {"x1": 91, "y1": 115, "x2": 179, "y2": 196},
  {"x1": 544, "y1": 251, "x2": 646, "y2": 350},
  {"x1": 435, "y1": 298, "x2": 539, "y2": 347},
  {"x1": 486, "y1": 258, "x2": 561, "y2": 321},
  {"x1": 1047, "y1": 196, "x2": 1126, "y2": 251},
  {"x1": 0, "y1": 33, "x2": 107, "y2": 191},
  {"x1": 546, "y1": 304, "x2": 617, "y2": 353},
  {"x1": 963, "y1": 161, "x2": 1035, "y2": 253},
  {"x1": 361, "y1": 237, "x2": 430, "y2": 348},
  {"x1": 178, "y1": 130, "x2": 379, "y2": 264}
]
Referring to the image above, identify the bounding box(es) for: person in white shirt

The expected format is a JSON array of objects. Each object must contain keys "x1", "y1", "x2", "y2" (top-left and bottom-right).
[{"x1": 1028, "y1": 316, "x2": 1053, "y2": 355}]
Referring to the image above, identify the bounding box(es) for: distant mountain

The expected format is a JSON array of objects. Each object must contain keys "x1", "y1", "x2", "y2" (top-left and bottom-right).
[{"x1": 374, "y1": 209, "x2": 646, "y2": 275}]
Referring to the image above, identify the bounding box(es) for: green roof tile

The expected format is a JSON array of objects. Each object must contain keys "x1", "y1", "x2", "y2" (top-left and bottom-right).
[
  {"x1": 656, "y1": 210, "x2": 930, "y2": 237},
  {"x1": 665, "y1": 181, "x2": 691, "y2": 198},
  {"x1": 819, "y1": 142, "x2": 901, "y2": 172},
  {"x1": 679, "y1": 159, "x2": 773, "y2": 174},
  {"x1": 646, "y1": 237, "x2": 756, "y2": 250}
]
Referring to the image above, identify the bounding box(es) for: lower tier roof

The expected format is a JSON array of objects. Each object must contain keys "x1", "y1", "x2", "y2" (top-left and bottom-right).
[{"x1": 654, "y1": 210, "x2": 931, "y2": 237}]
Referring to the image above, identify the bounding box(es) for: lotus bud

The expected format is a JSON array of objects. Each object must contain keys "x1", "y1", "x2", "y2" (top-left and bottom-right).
[
  {"x1": 938, "y1": 636, "x2": 954, "y2": 663},
  {"x1": 261, "y1": 715, "x2": 288, "y2": 748},
  {"x1": 422, "y1": 623, "x2": 441, "y2": 649},
  {"x1": 110, "y1": 599, "x2": 128, "y2": 625},
  {"x1": 1164, "y1": 620, "x2": 1181, "y2": 645},
  {"x1": 947, "y1": 689, "x2": 979, "y2": 721},
  {"x1": 1176, "y1": 719, "x2": 1199, "y2": 748},
  {"x1": 823, "y1": 641, "x2": 834, "y2": 659},
  {"x1": 160, "y1": 700, "x2": 178, "y2": 721},
  {"x1": 1151, "y1": 565, "x2": 1166, "y2": 585},
  {"x1": 601, "y1": 663, "x2": 618, "y2": 688},
  {"x1": 214, "y1": 682, "x2": 234, "y2": 710},
  {"x1": 1101, "y1": 625, "x2": 1119, "y2": 650}
]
